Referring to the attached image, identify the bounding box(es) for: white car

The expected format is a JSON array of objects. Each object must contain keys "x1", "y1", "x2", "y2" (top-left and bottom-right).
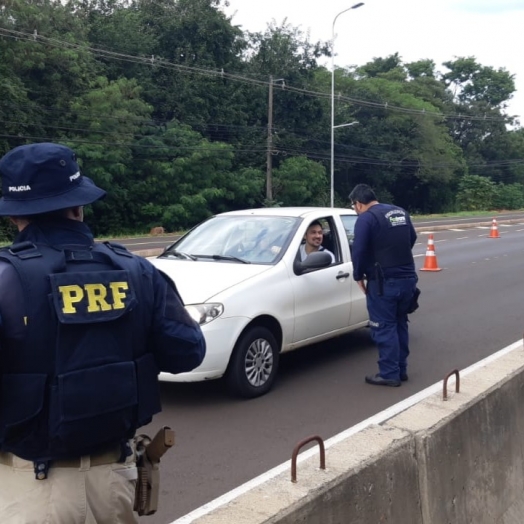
[{"x1": 151, "y1": 207, "x2": 369, "y2": 398}]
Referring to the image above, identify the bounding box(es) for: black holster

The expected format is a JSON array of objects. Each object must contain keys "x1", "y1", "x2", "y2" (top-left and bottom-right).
[
  {"x1": 133, "y1": 427, "x2": 175, "y2": 516},
  {"x1": 374, "y1": 263, "x2": 384, "y2": 296}
]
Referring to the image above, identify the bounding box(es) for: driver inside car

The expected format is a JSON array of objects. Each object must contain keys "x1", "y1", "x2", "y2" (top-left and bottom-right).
[{"x1": 299, "y1": 220, "x2": 335, "y2": 263}]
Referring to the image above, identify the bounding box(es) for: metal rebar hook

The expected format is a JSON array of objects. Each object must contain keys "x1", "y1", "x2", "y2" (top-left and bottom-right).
[
  {"x1": 291, "y1": 435, "x2": 326, "y2": 483},
  {"x1": 443, "y1": 369, "x2": 460, "y2": 401}
]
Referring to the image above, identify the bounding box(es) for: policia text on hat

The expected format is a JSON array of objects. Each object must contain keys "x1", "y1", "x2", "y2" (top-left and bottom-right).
[{"x1": 0, "y1": 143, "x2": 206, "y2": 523}]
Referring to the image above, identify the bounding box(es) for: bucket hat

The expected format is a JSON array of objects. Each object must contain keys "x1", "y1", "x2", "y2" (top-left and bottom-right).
[{"x1": 0, "y1": 142, "x2": 106, "y2": 216}]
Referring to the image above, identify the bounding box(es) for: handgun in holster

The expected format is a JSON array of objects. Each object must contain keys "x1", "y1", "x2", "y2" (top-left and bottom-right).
[{"x1": 133, "y1": 426, "x2": 175, "y2": 516}]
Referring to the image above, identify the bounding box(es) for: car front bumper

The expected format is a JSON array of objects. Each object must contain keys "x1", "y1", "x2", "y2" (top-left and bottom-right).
[{"x1": 158, "y1": 315, "x2": 247, "y2": 383}]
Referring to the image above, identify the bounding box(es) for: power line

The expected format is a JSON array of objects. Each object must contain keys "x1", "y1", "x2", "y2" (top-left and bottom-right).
[
  {"x1": 0, "y1": 133, "x2": 267, "y2": 153},
  {"x1": 2, "y1": 133, "x2": 521, "y2": 176},
  {"x1": 277, "y1": 146, "x2": 524, "y2": 169},
  {"x1": 1, "y1": 28, "x2": 521, "y2": 173},
  {"x1": 3, "y1": 105, "x2": 523, "y2": 171},
  {"x1": 0, "y1": 27, "x2": 515, "y2": 123},
  {"x1": 0, "y1": 102, "x2": 272, "y2": 134}
]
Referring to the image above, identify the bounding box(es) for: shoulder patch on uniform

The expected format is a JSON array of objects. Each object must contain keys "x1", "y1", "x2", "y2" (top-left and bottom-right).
[{"x1": 49, "y1": 270, "x2": 136, "y2": 324}]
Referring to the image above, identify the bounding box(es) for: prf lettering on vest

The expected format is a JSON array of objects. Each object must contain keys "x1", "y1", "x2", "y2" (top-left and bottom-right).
[{"x1": 59, "y1": 282, "x2": 129, "y2": 314}]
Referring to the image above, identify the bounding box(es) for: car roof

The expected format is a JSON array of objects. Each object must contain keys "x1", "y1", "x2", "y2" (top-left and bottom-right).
[{"x1": 217, "y1": 207, "x2": 356, "y2": 218}]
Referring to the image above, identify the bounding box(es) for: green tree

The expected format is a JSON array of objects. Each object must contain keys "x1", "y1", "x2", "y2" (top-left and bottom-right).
[
  {"x1": 241, "y1": 22, "x2": 331, "y2": 176},
  {"x1": 492, "y1": 183, "x2": 524, "y2": 210},
  {"x1": 1, "y1": 0, "x2": 523, "y2": 229},
  {"x1": 442, "y1": 57, "x2": 515, "y2": 108},
  {"x1": 272, "y1": 156, "x2": 328, "y2": 206},
  {"x1": 136, "y1": 0, "x2": 246, "y2": 124},
  {"x1": 441, "y1": 57, "x2": 516, "y2": 175},
  {"x1": 0, "y1": 0, "x2": 99, "y2": 117},
  {"x1": 71, "y1": 0, "x2": 157, "y2": 85},
  {"x1": 65, "y1": 76, "x2": 153, "y2": 234},
  {"x1": 323, "y1": 56, "x2": 465, "y2": 213},
  {"x1": 456, "y1": 174, "x2": 495, "y2": 211},
  {"x1": 130, "y1": 121, "x2": 263, "y2": 230},
  {"x1": 0, "y1": 62, "x2": 36, "y2": 155}
]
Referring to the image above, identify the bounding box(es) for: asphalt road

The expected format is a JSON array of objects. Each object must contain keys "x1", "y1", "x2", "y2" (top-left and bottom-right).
[{"x1": 128, "y1": 215, "x2": 524, "y2": 523}]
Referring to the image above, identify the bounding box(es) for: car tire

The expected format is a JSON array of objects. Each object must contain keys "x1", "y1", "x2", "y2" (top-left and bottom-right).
[{"x1": 226, "y1": 326, "x2": 280, "y2": 398}]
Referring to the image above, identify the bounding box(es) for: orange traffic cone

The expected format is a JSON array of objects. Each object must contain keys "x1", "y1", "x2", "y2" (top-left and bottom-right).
[
  {"x1": 488, "y1": 218, "x2": 500, "y2": 238},
  {"x1": 420, "y1": 234, "x2": 442, "y2": 272}
]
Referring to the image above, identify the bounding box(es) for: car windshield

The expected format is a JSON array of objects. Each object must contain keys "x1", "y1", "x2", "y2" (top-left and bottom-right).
[{"x1": 162, "y1": 215, "x2": 299, "y2": 264}]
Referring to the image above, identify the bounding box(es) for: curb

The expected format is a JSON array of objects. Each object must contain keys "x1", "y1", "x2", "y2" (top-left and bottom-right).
[
  {"x1": 132, "y1": 247, "x2": 166, "y2": 258},
  {"x1": 414, "y1": 217, "x2": 523, "y2": 233}
]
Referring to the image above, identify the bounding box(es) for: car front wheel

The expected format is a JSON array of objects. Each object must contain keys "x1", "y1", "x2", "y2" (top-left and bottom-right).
[{"x1": 226, "y1": 326, "x2": 279, "y2": 398}]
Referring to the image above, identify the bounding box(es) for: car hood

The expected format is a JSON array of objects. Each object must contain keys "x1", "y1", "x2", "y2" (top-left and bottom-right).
[{"x1": 151, "y1": 258, "x2": 272, "y2": 304}]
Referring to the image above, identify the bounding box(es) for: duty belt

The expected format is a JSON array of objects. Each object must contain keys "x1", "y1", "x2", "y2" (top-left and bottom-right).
[{"x1": 0, "y1": 445, "x2": 122, "y2": 470}]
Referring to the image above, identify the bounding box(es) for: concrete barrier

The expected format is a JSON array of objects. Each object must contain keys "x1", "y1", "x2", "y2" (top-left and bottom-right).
[{"x1": 174, "y1": 340, "x2": 524, "y2": 523}]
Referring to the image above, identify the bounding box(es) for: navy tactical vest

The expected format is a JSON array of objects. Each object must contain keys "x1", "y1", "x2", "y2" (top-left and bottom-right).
[
  {"x1": 367, "y1": 205, "x2": 414, "y2": 269},
  {"x1": 0, "y1": 241, "x2": 161, "y2": 461}
]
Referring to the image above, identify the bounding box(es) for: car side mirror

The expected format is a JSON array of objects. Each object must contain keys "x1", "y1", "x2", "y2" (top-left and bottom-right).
[{"x1": 294, "y1": 251, "x2": 332, "y2": 275}]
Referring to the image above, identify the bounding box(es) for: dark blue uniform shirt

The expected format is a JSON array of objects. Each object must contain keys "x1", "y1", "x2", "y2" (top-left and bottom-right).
[{"x1": 352, "y1": 203, "x2": 417, "y2": 281}]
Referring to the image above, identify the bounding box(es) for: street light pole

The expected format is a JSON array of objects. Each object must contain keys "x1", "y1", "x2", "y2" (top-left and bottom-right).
[
  {"x1": 266, "y1": 76, "x2": 285, "y2": 204},
  {"x1": 330, "y1": 2, "x2": 364, "y2": 208}
]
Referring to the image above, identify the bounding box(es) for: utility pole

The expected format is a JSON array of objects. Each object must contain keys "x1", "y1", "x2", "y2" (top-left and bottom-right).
[
  {"x1": 266, "y1": 75, "x2": 274, "y2": 202},
  {"x1": 266, "y1": 76, "x2": 285, "y2": 203}
]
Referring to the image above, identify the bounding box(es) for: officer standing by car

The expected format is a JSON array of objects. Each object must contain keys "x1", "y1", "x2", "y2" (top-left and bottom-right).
[
  {"x1": 0, "y1": 142, "x2": 206, "y2": 523},
  {"x1": 348, "y1": 184, "x2": 417, "y2": 387}
]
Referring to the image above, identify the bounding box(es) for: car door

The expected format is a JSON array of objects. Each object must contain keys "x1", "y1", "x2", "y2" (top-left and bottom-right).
[
  {"x1": 289, "y1": 215, "x2": 353, "y2": 343},
  {"x1": 340, "y1": 213, "x2": 369, "y2": 326}
]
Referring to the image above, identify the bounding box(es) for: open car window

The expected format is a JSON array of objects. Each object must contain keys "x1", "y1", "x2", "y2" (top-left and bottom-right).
[
  {"x1": 297, "y1": 216, "x2": 340, "y2": 266},
  {"x1": 340, "y1": 214, "x2": 357, "y2": 248}
]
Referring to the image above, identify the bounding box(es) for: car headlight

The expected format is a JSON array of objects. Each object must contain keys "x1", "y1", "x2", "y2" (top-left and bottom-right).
[{"x1": 185, "y1": 303, "x2": 224, "y2": 325}]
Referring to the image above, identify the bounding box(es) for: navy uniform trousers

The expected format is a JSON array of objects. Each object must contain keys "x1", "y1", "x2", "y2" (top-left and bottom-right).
[{"x1": 366, "y1": 277, "x2": 417, "y2": 381}]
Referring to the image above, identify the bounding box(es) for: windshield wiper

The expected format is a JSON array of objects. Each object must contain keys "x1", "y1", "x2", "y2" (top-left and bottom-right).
[
  {"x1": 195, "y1": 254, "x2": 250, "y2": 264},
  {"x1": 163, "y1": 250, "x2": 197, "y2": 261}
]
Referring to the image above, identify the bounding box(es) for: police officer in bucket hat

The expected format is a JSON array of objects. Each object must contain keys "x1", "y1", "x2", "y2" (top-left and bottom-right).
[{"x1": 0, "y1": 143, "x2": 206, "y2": 523}]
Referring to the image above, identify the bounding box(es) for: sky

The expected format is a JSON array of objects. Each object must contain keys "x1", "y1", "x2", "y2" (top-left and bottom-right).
[{"x1": 223, "y1": 0, "x2": 524, "y2": 122}]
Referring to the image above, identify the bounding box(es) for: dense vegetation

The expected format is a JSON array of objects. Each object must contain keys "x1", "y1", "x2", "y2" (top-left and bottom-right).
[{"x1": 1, "y1": 0, "x2": 523, "y2": 239}]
